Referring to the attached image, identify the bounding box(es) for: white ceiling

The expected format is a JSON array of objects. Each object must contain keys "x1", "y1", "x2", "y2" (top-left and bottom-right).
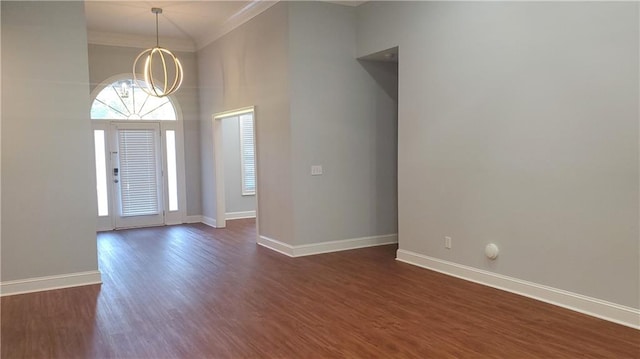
[{"x1": 85, "y1": 1, "x2": 365, "y2": 52}]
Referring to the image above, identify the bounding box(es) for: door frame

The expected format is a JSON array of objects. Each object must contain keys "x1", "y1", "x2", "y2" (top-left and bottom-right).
[
  {"x1": 93, "y1": 120, "x2": 187, "y2": 230},
  {"x1": 90, "y1": 74, "x2": 187, "y2": 231},
  {"x1": 212, "y1": 106, "x2": 258, "y2": 232},
  {"x1": 110, "y1": 121, "x2": 165, "y2": 229}
]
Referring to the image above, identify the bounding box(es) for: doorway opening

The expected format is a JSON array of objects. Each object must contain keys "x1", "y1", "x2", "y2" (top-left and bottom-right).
[
  {"x1": 212, "y1": 107, "x2": 257, "y2": 229},
  {"x1": 90, "y1": 75, "x2": 187, "y2": 230},
  {"x1": 358, "y1": 46, "x2": 400, "y2": 250}
]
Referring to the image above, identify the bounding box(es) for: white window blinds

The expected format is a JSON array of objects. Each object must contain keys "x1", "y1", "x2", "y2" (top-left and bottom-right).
[
  {"x1": 118, "y1": 129, "x2": 160, "y2": 216},
  {"x1": 239, "y1": 114, "x2": 256, "y2": 195}
]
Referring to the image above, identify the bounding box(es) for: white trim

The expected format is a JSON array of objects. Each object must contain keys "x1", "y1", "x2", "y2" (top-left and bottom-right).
[
  {"x1": 201, "y1": 216, "x2": 218, "y2": 228},
  {"x1": 185, "y1": 215, "x2": 203, "y2": 224},
  {"x1": 88, "y1": 3, "x2": 277, "y2": 52},
  {"x1": 212, "y1": 115, "x2": 227, "y2": 228},
  {"x1": 159, "y1": 121, "x2": 187, "y2": 227},
  {"x1": 88, "y1": 31, "x2": 196, "y2": 52},
  {"x1": 257, "y1": 234, "x2": 398, "y2": 258},
  {"x1": 213, "y1": 106, "x2": 255, "y2": 120},
  {"x1": 111, "y1": 122, "x2": 165, "y2": 229},
  {"x1": 292, "y1": 234, "x2": 398, "y2": 257},
  {"x1": 164, "y1": 217, "x2": 182, "y2": 226},
  {"x1": 90, "y1": 74, "x2": 188, "y2": 230},
  {"x1": 258, "y1": 235, "x2": 295, "y2": 257},
  {"x1": 396, "y1": 249, "x2": 640, "y2": 330},
  {"x1": 195, "y1": 2, "x2": 277, "y2": 50},
  {"x1": 0, "y1": 271, "x2": 103, "y2": 297},
  {"x1": 212, "y1": 106, "x2": 256, "y2": 230},
  {"x1": 226, "y1": 210, "x2": 256, "y2": 220},
  {"x1": 89, "y1": 73, "x2": 182, "y2": 116},
  {"x1": 322, "y1": 1, "x2": 368, "y2": 7}
]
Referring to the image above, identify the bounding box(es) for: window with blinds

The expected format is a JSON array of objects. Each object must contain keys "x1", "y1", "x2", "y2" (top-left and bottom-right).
[
  {"x1": 118, "y1": 129, "x2": 160, "y2": 216},
  {"x1": 239, "y1": 114, "x2": 256, "y2": 195}
]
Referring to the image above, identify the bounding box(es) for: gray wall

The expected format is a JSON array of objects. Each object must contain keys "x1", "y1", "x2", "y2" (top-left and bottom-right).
[
  {"x1": 198, "y1": 3, "x2": 294, "y2": 243},
  {"x1": 222, "y1": 116, "x2": 256, "y2": 214},
  {"x1": 87, "y1": 44, "x2": 202, "y2": 217},
  {"x1": 358, "y1": 60, "x2": 398, "y2": 103},
  {"x1": 1, "y1": 1, "x2": 99, "y2": 280},
  {"x1": 289, "y1": 2, "x2": 398, "y2": 245},
  {"x1": 0, "y1": 3, "x2": 3, "y2": 278},
  {"x1": 357, "y1": 1, "x2": 639, "y2": 308}
]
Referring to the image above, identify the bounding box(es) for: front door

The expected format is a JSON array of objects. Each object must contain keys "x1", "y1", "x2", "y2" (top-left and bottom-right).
[{"x1": 110, "y1": 122, "x2": 164, "y2": 228}]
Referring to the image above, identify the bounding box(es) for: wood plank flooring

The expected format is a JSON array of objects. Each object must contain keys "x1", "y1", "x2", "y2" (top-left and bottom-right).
[{"x1": 2, "y1": 219, "x2": 639, "y2": 358}]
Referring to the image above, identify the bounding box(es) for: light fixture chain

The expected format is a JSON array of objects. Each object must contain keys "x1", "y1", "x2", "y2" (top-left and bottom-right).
[{"x1": 155, "y1": 12, "x2": 159, "y2": 47}]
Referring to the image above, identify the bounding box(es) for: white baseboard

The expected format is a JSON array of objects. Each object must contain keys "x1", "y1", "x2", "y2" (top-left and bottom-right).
[
  {"x1": 201, "y1": 216, "x2": 217, "y2": 228},
  {"x1": 258, "y1": 234, "x2": 398, "y2": 258},
  {"x1": 0, "y1": 270, "x2": 102, "y2": 297},
  {"x1": 258, "y1": 235, "x2": 295, "y2": 257},
  {"x1": 226, "y1": 210, "x2": 256, "y2": 220},
  {"x1": 292, "y1": 234, "x2": 398, "y2": 257},
  {"x1": 184, "y1": 215, "x2": 203, "y2": 224},
  {"x1": 396, "y1": 249, "x2": 640, "y2": 330}
]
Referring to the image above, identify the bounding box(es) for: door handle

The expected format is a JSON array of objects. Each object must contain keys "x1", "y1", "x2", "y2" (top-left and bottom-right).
[
  {"x1": 113, "y1": 168, "x2": 119, "y2": 176},
  {"x1": 114, "y1": 179, "x2": 119, "y2": 183}
]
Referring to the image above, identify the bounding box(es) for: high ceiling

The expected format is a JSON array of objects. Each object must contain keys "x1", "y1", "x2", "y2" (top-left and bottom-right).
[{"x1": 85, "y1": 1, "x2": 364, "y2": 52}]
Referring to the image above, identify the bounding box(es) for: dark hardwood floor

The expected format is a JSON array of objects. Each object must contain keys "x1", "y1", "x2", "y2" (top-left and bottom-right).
[{"x1": 2, "y1": 219, "x2": 638, "y2": 358}]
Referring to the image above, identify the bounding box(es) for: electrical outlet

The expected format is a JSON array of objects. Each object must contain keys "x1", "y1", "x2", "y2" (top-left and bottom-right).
[
  {"x1": 444, "y1": 236, "x2": 452, "y2": 249},
  {"x1": 311, "y1": 165, "x2": 323, "y2": 176}
]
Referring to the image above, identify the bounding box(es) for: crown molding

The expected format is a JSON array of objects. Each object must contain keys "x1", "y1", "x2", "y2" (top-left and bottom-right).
[
  {"x1": 88, "y1": 0, "x2": 363, "y2": 53},
  {"x1": 88, "y1": 31, "x2": 197, "y2": 53},
  {"x1": 195, "y1": 0, "x2": 278, "y2": 50},
  {"x1": 323, "y1": 1, "x2": 368, "y2": 7}
]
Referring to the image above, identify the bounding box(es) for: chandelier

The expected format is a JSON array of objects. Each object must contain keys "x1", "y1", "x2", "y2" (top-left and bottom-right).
[{"x1": 133, "y1": 8, "x2": 183, "y2": 97}]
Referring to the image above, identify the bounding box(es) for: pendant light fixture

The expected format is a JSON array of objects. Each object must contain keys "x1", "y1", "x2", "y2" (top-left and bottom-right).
[{"x1": 133, "y1": 8, "x2": 183, "y2": 97}]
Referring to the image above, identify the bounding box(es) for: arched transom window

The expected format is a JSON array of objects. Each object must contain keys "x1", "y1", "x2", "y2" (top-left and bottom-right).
[{"x1": 91, "y1": 79, "x2": 176, "y2": 120}]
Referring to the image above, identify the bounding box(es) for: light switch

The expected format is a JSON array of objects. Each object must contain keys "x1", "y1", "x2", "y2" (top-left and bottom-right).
[{"x1": 311, "y1": 165, "x2": 323, "y2": 176}]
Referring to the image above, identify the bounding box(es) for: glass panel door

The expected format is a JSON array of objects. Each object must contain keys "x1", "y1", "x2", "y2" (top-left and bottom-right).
[{"x1": 110, "y1": 122, "x2": 164, "y2": 228}]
